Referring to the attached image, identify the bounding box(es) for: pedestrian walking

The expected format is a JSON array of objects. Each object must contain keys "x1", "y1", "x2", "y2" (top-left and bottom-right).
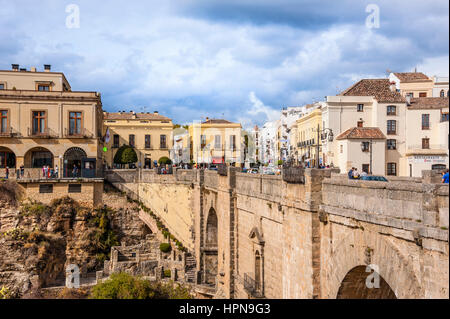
[
  {"x1": 5, "y1": 166, "x2": 9, "y2": 179},
  {"x1": 43, "y1": 165, "x2": 48, "y2": 179},
  {"x1": 55, "y1": 165, "x2": 59, "y2": 178},
  {"x1": 72, "y1": 164, "x2": 78, "y2": 178},
  {"x1": 20, "y1": 165, "x2": 24, "y2": 178}
]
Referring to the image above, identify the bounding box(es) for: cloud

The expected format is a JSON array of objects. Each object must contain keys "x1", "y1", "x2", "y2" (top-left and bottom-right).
[{"x1": 0, "y1": 0, "x2": 448, "y2": 128}]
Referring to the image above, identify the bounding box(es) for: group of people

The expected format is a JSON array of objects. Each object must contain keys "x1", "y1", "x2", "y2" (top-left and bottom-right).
[
  {"x1": 442, "y1": 169, "x2": 449, "y2": 184},
  {"x1": 347, "y1": 167, "x2": 368, "y2": 179},
  {"x1": 42, "y1": 165, "x2": 59, "y2": 179}
]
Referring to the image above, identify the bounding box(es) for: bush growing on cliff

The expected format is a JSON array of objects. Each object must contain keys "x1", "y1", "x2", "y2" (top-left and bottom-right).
[
  {"x1": 89, "y1": 207, "x2": 119, "y2": 264},
  {"x1": 90, "y1": 273, "x2": 191, "y2": 299},
  {"x1": 159, "y1": 243, "x2": 171, "y2": 253}
]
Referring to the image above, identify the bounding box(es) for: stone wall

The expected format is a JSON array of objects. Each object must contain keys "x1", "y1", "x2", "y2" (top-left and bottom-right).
[
  {"x1": 105, "y1": 168, "x2": 449, "y2": 299},
  {"x1": 16, "y1": 179, "x2": 104, "y2": 207}
]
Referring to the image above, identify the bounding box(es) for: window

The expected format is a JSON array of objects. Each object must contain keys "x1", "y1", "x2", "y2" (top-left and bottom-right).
[
  {"x1": 0, "y1": 84, "x2": 4, "y2": 90},
  {"x1": 357, "y1": 104, "x2": 364, "y2": 112},
  {"x1": 68, "y1": 184, "x2": 82, "y2": 193},
  {"x1": 69, "y1": 112, "x2": 82, "y2": 135},
  {"x1": 406, "y1": 93, "x2": 414, "y2": 98},
  {"x1": 362, "y1": 164, "x2": 370, "y2": 174},
  {"x1": 387, "y1": 139, "x2": 397, "y2": 150},
  {"x1": 201, "y1": 135, "x2": 206, "y2": 149},
  {"x1": 442, "y1": 113, "x2": 449, "y2": 122},
  {"x1": 340, "y1": 145, "x2": 343, "y2": 153},
  {"x1": 432, "y1": 164, "x2": 446, "y2": 171},
  {"x1": 39, "y1": 184, "x2": 53, "y2": 194},
  {"x1": 113, "y1": 134, "x2": 119, "y2": 148},
  {"x1": 145, "y1": 135, "x2": 151, "y2": 149},
  {"x1": 419, "y1": 92, "x2": 427, "y2": 97},
  {"x1": 387, "y1": 163, "x2": 397, "y2": 176},
  {"x1": 215, "y1": 135, "x2": 221, "y2": 149},
  {"x1": 440, "y1": 90, "x2": 445, "y2": 97},
  {"x1": 387, "y1": 120, "x2": 396, "y2": 135},
  {"x1": 37, "y1": 84, "x2": 50, "y2": 91},
  {"x1": 361, "y1": 142, "x2": 370, "y2": 152},
  {"x1": 230, "y1": 135, "x2": 236, "y2": 151},
  {"x1": 32, "y1": 111, "x2": 46, "y2": 134},
  {"x1": 0, "y1": 110, "x2": 8, "y2": 133},
  {"x1": 422, "y1": 138, "x2": 430, "y2": 149},
  {"x1": 357, "y1": 121, "x2": 364, "y2": 128},
  {"x1": 387, "y1": 105, "x2": 396, "y2": 116},
  {"x1": 160, "y1": 135, "x2": 167, "y2": 149},
  {"x1": 422, "y1": 114, "x2": 430, "y2": 130},
  {"x1": 129, "y1": 134, "x2": 135, "y2": 147}
]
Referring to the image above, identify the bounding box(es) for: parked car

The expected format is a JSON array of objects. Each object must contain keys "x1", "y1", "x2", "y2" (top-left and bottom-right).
[
  {"x1": 208, "y1": 164, "x2": 218, "y2": 171},
  {"x1": 360, "y1": 175, "x2": 388, "y2": 182}
]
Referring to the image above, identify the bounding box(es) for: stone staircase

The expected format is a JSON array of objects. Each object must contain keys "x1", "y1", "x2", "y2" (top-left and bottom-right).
[{"x1": 184, "y1": 254, "x2": 197, "y2": 283}]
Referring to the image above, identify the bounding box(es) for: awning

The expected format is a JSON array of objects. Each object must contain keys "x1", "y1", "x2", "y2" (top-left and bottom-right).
[{"x1": 212, "y1": 157, "x2": 224, "y2": 164}]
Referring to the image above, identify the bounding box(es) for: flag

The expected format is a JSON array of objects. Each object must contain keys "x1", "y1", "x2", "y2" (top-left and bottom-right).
[{"x1": 104, "y1": 127, "x2": 110, "y2": 143}]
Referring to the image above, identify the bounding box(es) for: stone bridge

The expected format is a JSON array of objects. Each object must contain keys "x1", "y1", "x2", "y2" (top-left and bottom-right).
[{"x1": 105, "y1": 168, "x2": 449, "y2": 299}]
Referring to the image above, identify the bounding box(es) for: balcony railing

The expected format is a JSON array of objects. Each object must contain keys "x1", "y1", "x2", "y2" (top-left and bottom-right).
[
  {"x1": 64, "y1": 127, "x2": 94, "y2": 138},
  {"x1": 27, "y1": 127, "x2": 57, "y2": 138},
  {"x1": 0, "y1": 127, "x2": 18, "y2": 137},
  {"x1": 243, "y1": 273, "x2": 264, "y2": 298}
]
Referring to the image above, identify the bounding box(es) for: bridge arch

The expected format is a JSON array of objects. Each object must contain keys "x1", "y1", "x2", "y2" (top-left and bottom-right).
[{"x1": 322, "y1": 229, "x2": 424, "y2": 299}]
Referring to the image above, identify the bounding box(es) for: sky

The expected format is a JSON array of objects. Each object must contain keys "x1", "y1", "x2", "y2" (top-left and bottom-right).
[{"x1": 0, "y1": 0, "x2": 448, "y2": 128}]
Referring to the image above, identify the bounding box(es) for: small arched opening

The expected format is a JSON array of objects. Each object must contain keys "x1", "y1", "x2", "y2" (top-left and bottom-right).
[
  {"x1": 63, "y1": 147, "x2": 87, "y2": 177},
  {"x1": 24, "y1": 147, "x2": 53, "y2": 168},
  {"x1": 204, "y1": 208, "x2": 218, "y2": 286},
  {"x1": 0, "y1": 147, "x2": 16, "y2": 169}
]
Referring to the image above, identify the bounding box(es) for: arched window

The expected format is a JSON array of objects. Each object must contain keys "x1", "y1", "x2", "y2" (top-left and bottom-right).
[{"x1": 440, "y1": 90, "x2": 445, "y2": 97}]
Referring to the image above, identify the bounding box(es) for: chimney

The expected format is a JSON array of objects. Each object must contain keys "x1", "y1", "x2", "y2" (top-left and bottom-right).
[
  {"x1": 11, "y1": 64, "x2": 19, "y2": 71},
  {"x1": 205, "y1": 117, "x2": 209, "y2": 121},
  {"x1": 406, "y1": 95, "x2": 411, "y2": 106},
  {"x1": 154, "y1": 111, "x2": 159, "y2": 115},
  {"x1": 30, "y1": 66, "x2": 37, "y2": 72},
  {"x1": 19, "y1": 68, "x2": 27, "y2": 72},
  {"x1": 44, "y1": 64, "x2": 51, "y2": 72}
]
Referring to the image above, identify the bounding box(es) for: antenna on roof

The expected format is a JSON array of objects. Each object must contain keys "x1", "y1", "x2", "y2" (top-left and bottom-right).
[{"x1": 414, "y1": 67, "x2": 417, "y2": 73}]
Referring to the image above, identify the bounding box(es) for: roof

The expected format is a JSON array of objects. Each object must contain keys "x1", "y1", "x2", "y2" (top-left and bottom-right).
[
  {"x1": 408, "y1": 97, "x2": 449, "y2": 110},
  {"x1": 336, "y1": 127, "x2": 386, "y2": 140},
  {"x1": 104, "y1": 112, "x2": 171, "y2": 121},
  {"x1": 339, "y1": 79, "x2": 405, "y2": 103},
  {"x1": 201, "y1": 119, "x2": 234, "y2": 124},
  {"x1": 393, "y1": 72, "x2": 431, "y2": 82}
]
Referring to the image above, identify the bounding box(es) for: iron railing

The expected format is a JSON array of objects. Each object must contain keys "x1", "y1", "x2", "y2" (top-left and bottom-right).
[
  {"x1": 27, "y1": 127, "x2": 57, "y2": 138},
  {"x1": 64, "y1": 127, "x2": 94, "y2": 138},
  {"x1": 243, "y1": 273, "x2": 264, "y2": 298}
]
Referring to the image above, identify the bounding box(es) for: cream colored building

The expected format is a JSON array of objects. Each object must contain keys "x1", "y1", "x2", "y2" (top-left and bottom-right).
[
  {"x1": 389, "y1": 72, "x2": 434, "y2": 98},
  {"x1": 322, "y1": 79, "x2": 406, "y2": 176},
  {"x1": 188, "y1": 118, "x2": 242, "y2": 167},
  {"x1": 0, "y1": 64, "x2": 103, "y2": 178},
  {"x1": 405, "y1": 97, "x2": 449, "y2": 177},
  {"x1": 103, "y1": 111, "x2": 173, "y2": 168},
  {"x1": 170, "y1": 127, "x2": 190, "y2": 165},
  {"x1": 335, "y1": 127, "x2": 386, "y2": 175}
]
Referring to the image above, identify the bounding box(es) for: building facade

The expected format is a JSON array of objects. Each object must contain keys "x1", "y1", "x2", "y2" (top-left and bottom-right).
[
  {"x1": 103, "y1": 111, "x2": 173, "y2": 169},
  {"x1": 170, "y1": 127, "x2": 190, "y2": 165},
  {"x1": 293, "y1": 107, "x2": 323, "y2": 167},
  {"x1": 0, "y1": 64, "x2": 103, "y2": 179},
  {"x1": 188, "y1": 118, "x2": 242, "y2": 166}
]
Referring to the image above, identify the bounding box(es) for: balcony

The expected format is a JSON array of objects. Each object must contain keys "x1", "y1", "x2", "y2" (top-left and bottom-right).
[
  {"x1": 144, "y1": 145, "x2": 153, "y2": 150},
  {"x1": 160, "y1": 145, "x2": 168, "y2": 150},
  {"x1": 243, "y1": 273, "x2": 264, "y2": 298},
  {"x1": 64, "y1": 127, "x2": 93, "y2": 139},
  {"x1": 27, "y1": 127, "x2": 57, "y2": 138},
  {"x1": 0, "y1": 127, "x2": 19, "y2": 138}
]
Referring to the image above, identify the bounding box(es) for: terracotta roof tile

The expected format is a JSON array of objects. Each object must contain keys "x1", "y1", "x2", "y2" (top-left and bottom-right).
[
  {"x1": 202, "y1": 119, "x2": 235, "y2": 124},
  {"x1": 393, "y1": 72, "x2": 430, "y2": 82},
  {"x1": 339, "y1": 79, "x2": 405, "y2": 103},
  {"x1": 104, "y1": 112, "x2": 171, "y2": 121},
  {"x1": 408, "y1": 97, "x2": 449, "y2": 110},
  {"x1": 336, "y1": 127, "x2": 386, "y2": 140}
]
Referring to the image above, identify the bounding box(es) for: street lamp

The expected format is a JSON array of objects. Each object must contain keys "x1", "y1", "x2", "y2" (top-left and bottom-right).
[
  {"x1": 314, "y1": 124, "x2": 334, "y2": 169},
  {"x1": 361, "y1": 140, "x2": 373, "y2": 175}
]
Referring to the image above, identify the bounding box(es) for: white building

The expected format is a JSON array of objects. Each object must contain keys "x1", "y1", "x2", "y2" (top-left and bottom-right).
[
  {"x1": 259, "y1": 121, "x2": 278, "y2": 165},
  {"x1": 432, "y1": 76, "x2": 449, "y2": 97}
]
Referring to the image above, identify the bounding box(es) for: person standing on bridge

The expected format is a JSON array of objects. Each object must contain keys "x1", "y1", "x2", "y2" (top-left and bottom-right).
[{"x1": 442, "y1": 169, "x2": 449, "y2": 184}]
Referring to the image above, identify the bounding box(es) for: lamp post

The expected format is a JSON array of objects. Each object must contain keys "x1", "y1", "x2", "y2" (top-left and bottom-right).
[
  {"x1": 314, "y1": 124, "x2": 334, "y2": 169},
  {"x1": 361, "y1": 140, "x2": 373, "y2": 175}
]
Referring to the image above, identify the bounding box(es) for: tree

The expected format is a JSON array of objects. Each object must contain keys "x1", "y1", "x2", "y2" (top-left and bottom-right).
[
  {"x1": 158, "y1": 157, "x2": 172, "y2": 165},
  {"x1": 114, "y1": 146, "x2": 138, "y2": 165}
]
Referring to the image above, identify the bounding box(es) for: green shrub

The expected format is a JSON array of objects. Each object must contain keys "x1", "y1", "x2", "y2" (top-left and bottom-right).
[
  {"x1": 90, "y1": 272, "x2": 191, "y2": 299},
  {"x1": 114, "y1": 145, "x2": 138, "y2": 165},
  {"x1": 160, "y1": 243, "x2": 171, "y2": 253},
  {"x1": 158, "y1": 157, "x2": 172, "y2": 165},
  {"x1": 164, "y1": 269, "x2": 171, "y2": 278}
]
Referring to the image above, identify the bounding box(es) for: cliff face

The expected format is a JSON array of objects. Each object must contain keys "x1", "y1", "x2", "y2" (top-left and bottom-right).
[{"x1": 0, "y1": 181, "x2": 151, "y2": 298}]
